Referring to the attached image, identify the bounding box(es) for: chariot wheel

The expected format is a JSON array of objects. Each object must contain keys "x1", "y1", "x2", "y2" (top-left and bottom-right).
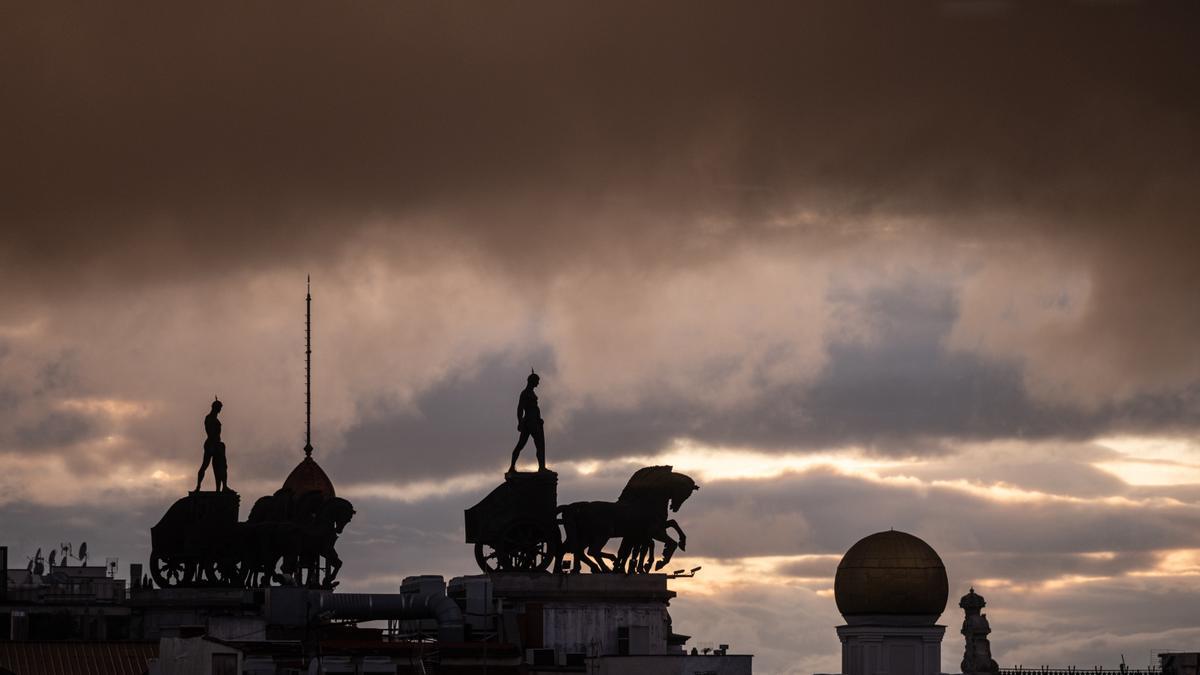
[
  {"x1": 149, "y1": 551, "x2": 192, "y2": 588},
  {"x1": 500, "y1": 519, "x2": 558, "y2": 572},
  {"x1": 474, "y1": 542, "x2": 510, "y2": 573}
]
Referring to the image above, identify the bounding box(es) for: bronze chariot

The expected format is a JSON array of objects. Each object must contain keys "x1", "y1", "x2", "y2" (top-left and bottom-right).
[{"x1": 465, "y1": 471, "x2": 561, "y2": 573}]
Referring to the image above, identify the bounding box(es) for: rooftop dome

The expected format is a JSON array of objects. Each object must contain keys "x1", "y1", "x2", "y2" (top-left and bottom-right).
[
  {"x1": 282, "y1": 455, "x2": 336, "y2": 499},
  {"x1": 834, "y1": 530, "x2": 948, "y2": 623}
]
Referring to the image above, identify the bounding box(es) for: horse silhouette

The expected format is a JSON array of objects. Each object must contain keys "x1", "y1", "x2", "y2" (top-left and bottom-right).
[
  {"x1": 241, "y1": 489, "x2": 355, "y2": 588},
  {"x1": 558, "y1": 465, "x2": 698, "y2": 573}
]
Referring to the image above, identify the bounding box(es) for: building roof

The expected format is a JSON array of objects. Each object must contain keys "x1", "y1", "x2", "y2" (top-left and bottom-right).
[
  {"x1": 281, "y1": 455, "x2": 336, "y2": 499},
  {"x1": 0, "y1": 641, "x2": 157, "y2": 675}
]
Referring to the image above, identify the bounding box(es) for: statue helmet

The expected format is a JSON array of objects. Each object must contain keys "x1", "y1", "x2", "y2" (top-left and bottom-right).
[
  {"x1": 527, "y1": 368, "x2": 539, "y2": 384},
  {"x1": 212, "y1": 396, "x2": 222, "y2": 409}
]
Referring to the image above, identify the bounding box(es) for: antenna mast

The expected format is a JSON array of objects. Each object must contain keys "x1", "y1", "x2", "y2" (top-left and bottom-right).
[{"x1": 304, "y1": 275, "x2": 313, "y2": 457}]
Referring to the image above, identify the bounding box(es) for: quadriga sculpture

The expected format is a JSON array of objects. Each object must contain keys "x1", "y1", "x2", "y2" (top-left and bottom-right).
[
  {"x1": 148, "y1": 487, "x2": 354, "y2": 590},
  {"x1": 558, "y1": 466, "x2": 698, "y2": 574}
]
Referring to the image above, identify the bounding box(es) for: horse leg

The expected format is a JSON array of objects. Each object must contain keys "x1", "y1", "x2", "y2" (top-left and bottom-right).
[
  {"x1": 281, "y1": 551, "x2": 302, "y2": 586},
  {"x1": 665, "y1": 519, "x2": 686, "y2": 552},
  {"x1": 554, "y1": 533, "x2": 568, "y2": 575},
  {"x1": 586, "y1": 537, "x2": 613, "y2": 573},
  {"x1": 623, "y1": 539, "x2": 644, "y2": 574},
  {"x1": 256, "y1": 552, "x2": 275, "y2": 587},
  {"x1": 654, "y1": 529, "x2": 680, "y2": 571},
  {"x1": 302, "y1": 557, "x2": 312, "y2": 587},
  {"x1": 572, "y1": 539, "x2": 600, "y2": 573},
  {"x1": 620, "y1": 538, "x2": 647, "y2": 575},
  {"x1": 639, "y1": 540, "x2": 657, "y2": 574},
  {"x1": 323, "y1": 549, "x2": 343, "y2": 588},
  {"x1": 553, "y1": 544, "x2": 568, "y2": 575},
  {"x1": 615, "y1": 539, "x2": 634, "y2": 574},
  {"x1": 564, "y1": 532, "x2": 596, "y2": 573},
  {"x1": 597, "y1": 550, "x2": 620, "y2": 570},
  {"x1": 558, "y1": 509, "x2": 587, "y2": 574}
]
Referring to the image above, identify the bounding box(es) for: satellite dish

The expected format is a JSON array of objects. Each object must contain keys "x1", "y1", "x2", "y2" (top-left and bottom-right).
[
  {"x1": 78, "y1": 542, "x2": 88, "y2": 565},
  {"x1": 48, "y1": 550, "x2": 57, "y2": 568}
]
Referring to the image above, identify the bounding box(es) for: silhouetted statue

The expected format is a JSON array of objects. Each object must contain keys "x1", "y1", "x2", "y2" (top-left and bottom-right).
[
  {"x1": 960, "y1": 588, "x2": 1000, "y2": 675},
  {"x1": 149, "y1": 485, "x2": 356, "y2": 590},
  {"x1": 558, "y1": 465, "x2": 698, "y2": 574},
  {"x1": 195, "y1": 398, "x2": 231, "y2": 492},
  {"x1": 509, "y1": 371, "x2": 546, "y2": 473}
]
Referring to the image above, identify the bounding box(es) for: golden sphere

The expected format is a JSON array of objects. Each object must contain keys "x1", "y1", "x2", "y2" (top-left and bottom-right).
[{"x1": 834, "y1": 530, "x2": 948, "y2": 621}]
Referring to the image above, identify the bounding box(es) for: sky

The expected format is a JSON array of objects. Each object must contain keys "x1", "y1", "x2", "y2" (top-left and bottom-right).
[{"x1": 2, "y1": 1, "x2": 1199, "y2": 673}]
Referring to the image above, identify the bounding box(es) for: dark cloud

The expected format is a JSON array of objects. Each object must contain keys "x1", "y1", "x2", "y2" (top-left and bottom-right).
[
  {"x1": 332, "y1": 273, "x2": 1199, "y2": 484},
  {"x1": 3, "y1": 2, "x2": 1198, "y2": 291},
  {"x1": 1, "y1": 1, "x2": 1197, "y2": 413},
  {"x1": 678, "y1": 469, "x2": 1200, "y2": 559},
  {"x1": 993, "y1": 578, "x2": 1200, "y2": 667},
  {"x1": 941, "y1": 550, "x2": 1160, "y2": 585},
  {"x1": 908, "y1": 457, "x2": 1129, "y2": 499},
  {"x1": 13, "y1": 410, "x2": 93, "y2": 449},
  {"x1": 329, "y1": 347, "x2": 557, "y2": 481}
]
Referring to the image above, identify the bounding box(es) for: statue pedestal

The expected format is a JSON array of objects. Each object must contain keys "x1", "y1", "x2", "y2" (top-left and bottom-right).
[
  {"x1": 451, "y1": 572, "x2": 679, "y2": 662},
  {"x1": 837, "y1": 620, "x2": 945, "y2": 675},
  {"x1": 503, "y1": 469, "x2": 558, "y2": 485}
]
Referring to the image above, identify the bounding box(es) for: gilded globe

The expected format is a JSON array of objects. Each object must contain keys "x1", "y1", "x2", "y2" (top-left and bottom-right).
[{"x1": 834, "y1": 530, "x2": 948, "y2": 622}]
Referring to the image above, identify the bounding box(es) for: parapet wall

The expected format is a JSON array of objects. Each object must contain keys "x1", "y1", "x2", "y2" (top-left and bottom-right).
[{"x1": 487, "y1": 572, "x2": 676, "y2": 604}]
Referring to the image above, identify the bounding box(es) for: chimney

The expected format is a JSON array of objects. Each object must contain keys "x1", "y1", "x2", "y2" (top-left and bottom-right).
[
  {"x1": 130, "y1": 563, "x2": 143, "y2": 591},
  {"x1": 0, "y1": 546, "x2": 7, "y2": 602}
]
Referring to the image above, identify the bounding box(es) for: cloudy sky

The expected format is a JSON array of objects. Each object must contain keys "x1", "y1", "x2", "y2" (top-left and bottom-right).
[{"x1": 2, "y1": 1, "x2": 1199, "y2": 672}]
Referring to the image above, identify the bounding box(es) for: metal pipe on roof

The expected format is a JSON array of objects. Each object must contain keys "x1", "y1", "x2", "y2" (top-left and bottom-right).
[{"x1": 309, "y1": 591, "x2": 465, "y2": 643}]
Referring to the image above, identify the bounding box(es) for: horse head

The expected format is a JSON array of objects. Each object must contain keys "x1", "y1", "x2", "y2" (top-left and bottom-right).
[
  {"x1": 619, "y1": 465, "x2": 699, "y2": 512},
  {"x1": 668, "y1": 472, "x2": 699, "y2": 512},
  {"x1": 322, "y1": 497, "x2": 357, "y2": 534}
]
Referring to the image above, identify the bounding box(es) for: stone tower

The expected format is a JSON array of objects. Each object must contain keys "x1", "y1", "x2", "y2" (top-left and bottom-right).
[{"x1": 960, "y1": 587, "x2": 1000, "y2": 675}]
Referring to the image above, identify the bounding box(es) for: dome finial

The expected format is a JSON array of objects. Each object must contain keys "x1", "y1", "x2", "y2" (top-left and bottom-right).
[{"x1": 304, "y1": 276, "x2": 313, "y2": 458}]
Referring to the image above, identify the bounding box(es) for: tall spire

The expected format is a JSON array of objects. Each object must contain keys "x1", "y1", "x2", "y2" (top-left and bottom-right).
[{"x1": 304, "y1": 275, "x2": 313, "y2": 457}]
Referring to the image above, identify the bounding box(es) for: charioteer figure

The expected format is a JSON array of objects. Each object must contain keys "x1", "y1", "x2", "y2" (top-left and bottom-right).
[
  {"x1": 509, "y1": 370, "x2": 547, "y2": 473},
  {"x1": 195, "y1": 397, "x2": 232, "y2": 492}
]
